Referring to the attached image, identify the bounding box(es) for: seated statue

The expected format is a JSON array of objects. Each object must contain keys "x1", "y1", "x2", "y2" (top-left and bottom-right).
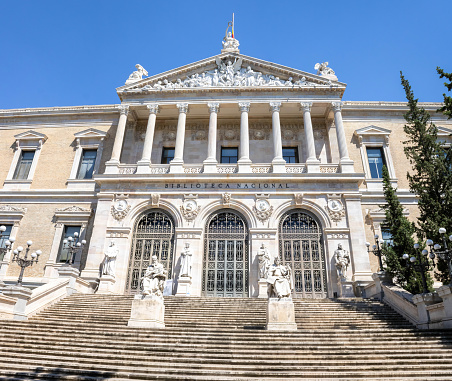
[
  {"x1": 125, "y1": 64, "x2": 148, "y2": 84},
  {"x1": 141, "y1": 255, "x2": 168, "y2": 297},
  {"x1": 266, "y1": 257, "x2": 293, "y2": 299}
]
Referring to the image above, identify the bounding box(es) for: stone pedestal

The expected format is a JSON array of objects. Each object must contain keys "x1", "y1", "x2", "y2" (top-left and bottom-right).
[
  {"x1": 412, "y1": 292, "x2": 443, "y2": 330},
  {"x1": 58, "y1": 266, "x2": 80, "y2": 296},
  {"x1": 266, "y1": 298, "x2": 297, "y2": 331},
  {"x1": 337, "y1": 278, "x2": 355, "y2": 298},
  {"x1": 438, "y1": 284, "x2": 452, "y2": 329},
  {"x1": 176, "y1": 276, "x2": 192, "y2": 296},
  {"x1": 128, "y1": 295, "x2": 165, "y2": 329},
  {"x1": 136, "y1": 160, "x2": 151, "y2": 174},
  {"x1": 97, "y1": 275, "x2": 116, "y2": 294},
  {"x1": 371, "y1": 271, "x2": 393, "y2": 301},
  {"x1": 258, "y1": 279, "x2": 268, "y2": 298},
  {"x1": 1, "y1": 285, "x2": 32, "y2": 320}
]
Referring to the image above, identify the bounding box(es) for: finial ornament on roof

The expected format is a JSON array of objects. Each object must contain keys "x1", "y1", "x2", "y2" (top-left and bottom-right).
[
  {"x1": 221, "y1": 13, "x2": 240, "y2": 53},
  {"x1": 314, "y1": 62, "x2": 338, "y2": 81},
  {"x1": 125, "y1": 64, "x2": 149, "y2": 85}
]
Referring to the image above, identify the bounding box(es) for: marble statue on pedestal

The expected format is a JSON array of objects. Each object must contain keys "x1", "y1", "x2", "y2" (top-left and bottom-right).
[
  {"x1": 258, "y1": 243, "x2": 271, "y2": 279},
  {"x1": 266, "y1": 257, "x2": 293, "y2": 298},
  {"x1": 180, "y1": 242, "x2": 193, "y2": 278},
  {"x1": 101, "y1": 241, "x2": 118, "y2": 277},
  {"x1": 141, "y1": 255, "x2": 168, "y2": 298},
  {"x1": 335, "y1": 243, "x2": 350, "y2": 281},
  {"x1": 222, "y1": 31, "x2": 240, "y2": 51}
]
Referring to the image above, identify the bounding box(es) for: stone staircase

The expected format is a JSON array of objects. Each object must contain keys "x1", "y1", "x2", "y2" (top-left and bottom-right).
[{"x1": 0, "y1": 294, "x2": 452, "y2": 380}]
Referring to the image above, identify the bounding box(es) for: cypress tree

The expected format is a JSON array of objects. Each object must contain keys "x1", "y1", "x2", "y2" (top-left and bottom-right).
[{"x1": 400, "y1": 72, "x2": 452, "y2": 284}]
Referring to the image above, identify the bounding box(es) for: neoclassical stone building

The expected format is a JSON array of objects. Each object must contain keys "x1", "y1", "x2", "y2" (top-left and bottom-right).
[{"x1": 1, "y1": 36, "x2": 451, "y2": 298}]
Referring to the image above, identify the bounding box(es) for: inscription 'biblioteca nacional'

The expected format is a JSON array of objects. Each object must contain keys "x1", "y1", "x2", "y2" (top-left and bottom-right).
[{"x1": 165, "y1": 183, "x2": 291, "y2": 189}]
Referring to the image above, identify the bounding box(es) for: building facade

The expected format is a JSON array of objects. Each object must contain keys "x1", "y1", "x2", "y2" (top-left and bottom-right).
[{"x1": 1, "y1": 37, "x2": 451, "y2": 298}]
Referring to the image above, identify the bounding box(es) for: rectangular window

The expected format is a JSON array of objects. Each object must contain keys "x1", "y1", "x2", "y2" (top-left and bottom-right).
[
  {"x1": 381, "y1": 229, "x2": 393, "y2": 246},
  {"x1": 161, "y1": 147, "x2": 175, "y2": 164},
  {"x1": 0, "y1": 225, "x2": 12, "y2": 261},
  {"x1": 77, "y1": 149, "x2": 97, "y2": 179},
  {"x1": 57, "y1": 226, "x2": 81, "y2": 263},
  {"x1": 221, "y1": 147, "x2": 238, "y2": 164},
  {"x1": 283, "y1": 147, "x2": 299, "y2": 163},
  {"x1": 367, "y1": 147, "x2": 386, "y2": 178},
  {"x1": 13, "y1": 151, "x2": 35, "y2": 180}
]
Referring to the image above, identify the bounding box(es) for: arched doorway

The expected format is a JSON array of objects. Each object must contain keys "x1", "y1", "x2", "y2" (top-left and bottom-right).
[
  {"x1": 202, "y1": 210, "x2": 249, "y2": 297},
  {"x1": 126, "y1": 210, "x2": 175, "y2": 294},
  {"x1": 279, "y1": 210, "x2": 327, "y2": 298}
]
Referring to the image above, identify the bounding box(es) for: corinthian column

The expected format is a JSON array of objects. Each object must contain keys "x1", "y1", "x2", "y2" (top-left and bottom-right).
[
  {"x1": 270, "y1": 102, "x2": 286, "y2": 173},
  {"x1": 238, "y1": 102, "x2": 252, "y2": 173},
  {"x1": 300, "y1": 102, "x2": 320, "y2": 173},
  {"x1": 105, "y1": 104, "x2": 129, "y2": 174},
  {"x1": 170, "y1": 103, "x2": 189, "y2": 173},
  {"x1": 331, "y1": 102, "x2": 354, "y2": 173},
  {"x1": 137, "y1": 104, "x2": 159, "y2": 174},
  {"x1": 203, "y1": 102, "x2": 219, "y2": 173}
]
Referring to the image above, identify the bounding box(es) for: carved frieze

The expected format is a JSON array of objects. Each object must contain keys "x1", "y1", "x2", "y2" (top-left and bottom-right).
[{"x1": 0, "y1": 205, "x2": 27, "y2": 213}]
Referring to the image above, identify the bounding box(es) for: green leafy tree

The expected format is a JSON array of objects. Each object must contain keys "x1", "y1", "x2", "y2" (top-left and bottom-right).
[
  {"x1": 380, "y1": 165, "x2": 429, "y2": 294},
  {"x1": 400, "y1": 72, "x2": 452, "y2": 284},
  {"x1": 437, "y1": 67, "x2": 452, "y2": 119}
]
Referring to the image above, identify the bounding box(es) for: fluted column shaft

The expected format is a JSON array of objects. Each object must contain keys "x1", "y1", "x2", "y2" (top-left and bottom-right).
[
  {"x1": 238, "y1": 102, "x2": 251, "y2": 162},
  {"x1": 300, "y1": 102, "x2": 317, "y2": 161},
  {"x1": 206, "y1": 103, "x2": 219, "y2": 161},
  {"x1": 110, "y1": 105, "x2": 129, "y2": 162},
  {"x1": 270, "y1": 102, "x2": 284, "y2": 162},
  {"x1": 140, "y1": 104, "x2": 159, "y2": 162},
  {"x1": 332, "y1": 102, "x2": 350, "y2": 160},
  {"x1": 173, "y1": 103, "x2": 189, "y2": 163}
]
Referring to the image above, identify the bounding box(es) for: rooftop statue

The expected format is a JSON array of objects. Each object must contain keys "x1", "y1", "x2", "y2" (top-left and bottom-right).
[
  {"x1": 314, "y1": 62, "x2": 338, "y2": 81},
  {"x1": 125, "y1": 64, "x2": 148, "y2": 85},
  {"x1": 222, "y1": 31, "x2": 240, "y2": 53}
]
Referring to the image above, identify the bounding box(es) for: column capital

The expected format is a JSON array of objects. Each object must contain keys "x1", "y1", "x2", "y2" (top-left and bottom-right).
[
  {"x1": 177, "y1": 103, "x2": 189, "y2": 114},
  {"x1": 331, "y1": 101, "x2": 343, "y2": 112},
  {"x1": 269, "y1": 102, "x2": 281, "y2": 113},
  {"x1": 117, "y1": 104, "x2": 130, "y2": 116},
  {"x1": 146, "y1": 103, "x2": 159, "y2": 114},
  {"x1": 207, "y1": 102, "x2": 220, "y2": 113},
  {"x1": 300, "y1": 102, "x2": 313, "y2": 112},
  {"x1": 238, "y1": 102, "x2": 251, "y2": 113}
]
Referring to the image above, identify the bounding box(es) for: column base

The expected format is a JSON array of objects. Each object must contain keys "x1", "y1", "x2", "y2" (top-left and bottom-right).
[
  {"x1": 339, "y1": 159, "x2": 355, "y2": 173},
  {"x1": 136, "y1": 160, "x2": 151, "y2": 174},
  {"x1": 258, "y1": 279, "x2": 269, "y2": 298},
  {"x1": 169, "y1": 161, "x2": 184, "y2": 174},
  {"x1": 266, "y1": 298, "x2": 297, "y2": 331},
  {"x1": 271, "y1": 159, "x2": 286, "y2": 174},
  {"x1": 128, "y1": 295, "x2": 165, "y2": 329},
  {"x1": 176, "y1": 276, "x2": 192, "y2": 296},
  {"x1": 202, "y1": 160, "x2": 217, "y2": 174},
  {"x1": 104, "y1": 160, "x2": 120, "y2": 174},
  {"x1": 306, "y1": 158, "x2": 321, "y2": 173},
  {"x1": 97, "y1": 275, "x2": 116, "y2": 294},
  {"x1": 238, "y1": 158, "x2": 252, "y2": 174}
]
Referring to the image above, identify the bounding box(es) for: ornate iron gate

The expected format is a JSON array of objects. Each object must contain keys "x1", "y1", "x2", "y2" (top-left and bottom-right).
[
  {"x1": 126, "y1": 210, "x2": 174, "y2": 294},
  {"x1": 202, "y1": 211, "x2": 249, "y2": 297},
  {"x1": 279, "y1": 211, "x2": 327, "y2": 298}
]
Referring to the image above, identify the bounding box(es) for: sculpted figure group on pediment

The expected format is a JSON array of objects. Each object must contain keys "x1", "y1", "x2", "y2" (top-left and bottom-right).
[{"x1": 131, "y1": 58, "x2": 334, "y2": 92}]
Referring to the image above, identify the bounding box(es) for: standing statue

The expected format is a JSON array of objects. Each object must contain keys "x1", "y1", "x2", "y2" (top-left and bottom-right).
[
  {"x1": 125, "y1": 64, "x2": 148, "y2": 84},
  {"x1": 141, "y1": 255, "x2": 168, "y2": 297},
  {"x1": 266, "y1": 257, "x2": 293, "y2": 299},
  {"x1": 257, "y1": 243, "x2": 271, "y2": 279},
  {"x1": 180, "y1": 242, "x2": 193, "y2": 278},
  {"x1": 101, "y1": 241, "x2": 118, "y2": 277},
  {"x1": 334, "y1": 243, "x2": 350, "y2": 280}
]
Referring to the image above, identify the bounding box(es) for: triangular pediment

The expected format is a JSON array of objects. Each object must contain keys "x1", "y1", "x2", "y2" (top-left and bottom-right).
[
  {"x1": 437, "y1": 126, "x2": 452, "y2": 137},
  {"x1": 354, "y1": 125, "x2": 392, "y2": 137},
  {"x1": 117, "y1": 53, "x2": 346, "y2": 97},
  {"x1": 74, "y1": 128, "x2": 108, "y2": 139},
  {"x1": 14, "y1": 130, "x2": 48, "y2": 142}
]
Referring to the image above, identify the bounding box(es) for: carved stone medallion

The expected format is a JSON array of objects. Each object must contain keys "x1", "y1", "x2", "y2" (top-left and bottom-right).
[
  {"x1": 253, "y1": 195, "x2": 273, "y2": 223},
  {"x1": 180, "y1": 195, "x2": 200, "y2": 222},
  {"x1": 326, "y1": 196, "x2": 345, "y2": 223},
  {"x1": 111, "y1": 199, "x2": 130, "y2": 221}
]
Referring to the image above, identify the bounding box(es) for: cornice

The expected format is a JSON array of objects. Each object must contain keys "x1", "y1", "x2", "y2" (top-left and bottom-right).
[
  {"x1": 342, "y1": 101, "x2": 444, "y2": 111},
  {"x1": 0, "y1": 104, "x2": 119, "y2": 118}
]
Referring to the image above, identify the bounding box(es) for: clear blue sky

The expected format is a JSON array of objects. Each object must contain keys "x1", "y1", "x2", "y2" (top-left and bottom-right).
[{"x1": 1, "y1": 0, "x2": 450, "y2": 109}]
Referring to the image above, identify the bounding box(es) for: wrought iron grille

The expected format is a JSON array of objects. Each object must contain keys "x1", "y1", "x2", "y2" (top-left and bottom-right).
[
  {"x1": 126, "y1": 210, "x2": 174, "y2": 294},
  {"x1": 202, "y1": 211, "x2": 249, "y2": 297},
  {"x1": 279, "y1": 211, "x2": 327, "y2": 298}
]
